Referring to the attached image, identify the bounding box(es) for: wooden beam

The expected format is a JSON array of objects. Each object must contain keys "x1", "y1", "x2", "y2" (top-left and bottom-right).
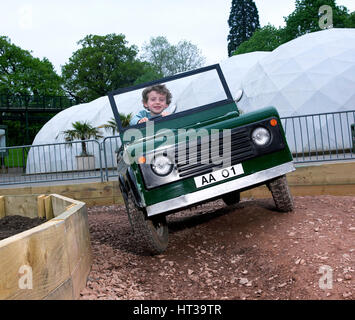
[
  {"x1": 44, "y1": 196, "x2": 54, "y2": 220},
  {"x1": 37, "y1": 195, "x2": 46, "y2": 219},
  {"x1": 0, "y1": 196, "x2": 5, "y2": 218}
]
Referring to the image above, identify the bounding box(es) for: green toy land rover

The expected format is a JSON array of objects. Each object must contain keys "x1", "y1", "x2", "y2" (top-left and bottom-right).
[{"x1": 108, "y1": 64, "x2": 295, "y2": 255}]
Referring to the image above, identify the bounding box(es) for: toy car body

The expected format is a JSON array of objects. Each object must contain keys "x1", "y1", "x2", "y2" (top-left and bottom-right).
[{"x1": 108, "y1": 64, "x2": 295, "y2": 254}]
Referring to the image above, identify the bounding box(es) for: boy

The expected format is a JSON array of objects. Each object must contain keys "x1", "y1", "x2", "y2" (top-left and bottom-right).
[{"x1": 130, "y1": 84, "x2": 172, "y2": 125}]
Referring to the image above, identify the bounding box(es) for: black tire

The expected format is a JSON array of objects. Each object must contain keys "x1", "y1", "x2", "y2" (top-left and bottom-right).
[
  {"x1": 222, "y1": 190, "x2": 240, "y2": 206},
  {"x1": 126, "y1": 192, "x2": 169, "y2": 255},
  {"x1": 267, "y1": 175, "x2": 294, "y2": 212}
]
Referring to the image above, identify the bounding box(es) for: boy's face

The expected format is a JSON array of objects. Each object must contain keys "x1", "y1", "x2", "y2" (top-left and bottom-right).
[{"x1": 144, "y1": 90, "x2": 168, "y2": 116}]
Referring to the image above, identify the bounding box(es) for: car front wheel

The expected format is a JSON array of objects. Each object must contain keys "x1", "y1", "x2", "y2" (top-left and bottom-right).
[
  {"x1": 267, "y1": 175, "x2": 294, "y2": 212},
  {"x1": 126, "y1": 192, "x2": 169, "y2": 255}
]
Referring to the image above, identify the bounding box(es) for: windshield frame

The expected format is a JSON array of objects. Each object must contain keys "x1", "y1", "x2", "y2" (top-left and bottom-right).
[{"x1": 107, "y1": 64, "x2": 234, "y2": 134}]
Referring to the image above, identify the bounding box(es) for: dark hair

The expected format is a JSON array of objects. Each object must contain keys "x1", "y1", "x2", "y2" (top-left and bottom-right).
[{"x1": 142, "y1": 84, "x2": 172, "y2": 107}]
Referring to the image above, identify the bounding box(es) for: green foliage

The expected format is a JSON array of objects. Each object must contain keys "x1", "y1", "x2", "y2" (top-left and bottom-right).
[
  {"x1": 227, "y1": 0, "x2": 260, "y2": 56},
  {"x1": 345, "y1": 11, "x2": 355, "y2": 27},
  {"x1": 59, "y1": 121, "x2": 103, "y2": 156},
  {"x1": 133, "y1": 64, "x2": 162, "y2": 85},
  {"x1": 141, "y1": 36, "x2": 205, "y2": 77},
  {"x1": 99, "y1": 114, "x2": 132, "y2": 135},
  {"x1": 61, "y1": 33, "x2": 153, "y2": 103},
  {"x1": 4, "y1": 147, "x2": 27, "y2": 167},
  {"x1": 283, "y1": 0, "x2": 350, "y2": 42},
  {"x1": 0, "y1": 36, "x2": 63, "y2": 96},
  {"x1": 233, "y1": 24, "x2": 287, "y2": 55},
  {"x1": 119, "y1": 113, "x2": 133, "y2": 129},
  {"x1": 2, "y1": 119, "x2": 46, "y2": 146},
  {"x1": 3, "y1": 120, "x2": 22, "y2": 146}
]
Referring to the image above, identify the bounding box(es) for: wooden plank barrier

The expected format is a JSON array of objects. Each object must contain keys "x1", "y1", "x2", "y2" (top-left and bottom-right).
[
  {"x1": 0, "y1": 194, "x2": 92, "y2": 300},
  {"x1": 3, "y1": 195, "x2": 38, "y2": 218},
  {"x1": 0, "y1": 196, "x2": 4, "y2": 219},
  {"x1": 44, "y1": 195, "x2": 54, "y2": 220},
  {"x1": 37, "y1": 195, "x2": 46, "y2": 219}
]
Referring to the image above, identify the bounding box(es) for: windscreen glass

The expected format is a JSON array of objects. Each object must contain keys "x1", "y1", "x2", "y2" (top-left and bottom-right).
[{"x1": 112, "y1": 68, "x2": 229, "y2": 128}]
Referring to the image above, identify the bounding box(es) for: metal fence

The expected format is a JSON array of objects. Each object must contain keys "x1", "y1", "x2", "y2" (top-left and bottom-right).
[
  {"x1": 281, "y1": 110, "x2": 355, "y2": 163},
  {"x1": 1, "y1": 110, "x2": 354, "y2": 186},
  {"x1": 0, "y1": 140, "x2": 104, "y2": 186}
]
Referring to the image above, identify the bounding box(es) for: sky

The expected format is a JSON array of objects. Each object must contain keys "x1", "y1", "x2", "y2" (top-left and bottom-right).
[{"x1": 1, "y1": 0, "x2": 355, "y2": 74}]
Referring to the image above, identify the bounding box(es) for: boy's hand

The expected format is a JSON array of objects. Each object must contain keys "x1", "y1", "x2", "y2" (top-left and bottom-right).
[
  {"x1": 138, "y1": 117, "x2": 148, "y2": 123},
  {"x1": 161, "y1": 111, "x2": 170, "y2": 117}
]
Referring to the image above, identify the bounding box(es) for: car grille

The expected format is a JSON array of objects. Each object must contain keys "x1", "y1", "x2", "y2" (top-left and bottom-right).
[{"x1": 174, "y1": 127, "x2": 255, "y2": 179}]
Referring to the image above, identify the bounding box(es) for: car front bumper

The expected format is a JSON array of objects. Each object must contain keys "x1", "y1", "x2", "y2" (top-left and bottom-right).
[{"x1": 146, "y1": 161, "x2": 295, "y2": 217}]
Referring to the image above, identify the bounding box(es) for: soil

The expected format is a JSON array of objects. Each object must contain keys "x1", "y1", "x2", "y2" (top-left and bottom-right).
[
  {"x1": 0, "y1": 215, "x2": 45, "y2": 241},
  {"x1": 79, "y1": 195, "x2": 355, "y2": 300},
  {"x1": 0, "y1": 195, "x2": 353, "y2": 300}
]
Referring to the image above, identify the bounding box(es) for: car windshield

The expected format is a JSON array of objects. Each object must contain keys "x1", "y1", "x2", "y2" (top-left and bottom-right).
[{"x1": 108, "y1": 65, "x2": 233, "y2": 130}]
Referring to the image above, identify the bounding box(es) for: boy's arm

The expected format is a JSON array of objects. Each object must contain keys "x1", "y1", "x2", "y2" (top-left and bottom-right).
[{"x1": 130, "y1": 110, "x2": 147, "y2": 125}]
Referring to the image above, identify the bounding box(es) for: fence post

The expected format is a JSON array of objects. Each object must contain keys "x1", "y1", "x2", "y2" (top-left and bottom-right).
[
  {"x1": 97, "y1": 141, "x2": 104, "y2": 182},
  {"x1": 102, "y1": 138, "x2": 109, "y2": 182}
]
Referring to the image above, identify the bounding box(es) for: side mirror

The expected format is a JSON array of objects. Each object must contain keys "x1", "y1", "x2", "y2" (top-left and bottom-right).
[
  {"x1": 234, "y1": 89, "x2": 243, "y2": 102},
  {"x1": 170, "y1": 103, "x2": 177, "y2": 114}
]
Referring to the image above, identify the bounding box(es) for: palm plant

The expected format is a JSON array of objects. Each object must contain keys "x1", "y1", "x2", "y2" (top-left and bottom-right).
[
  {"x1": 59, "y1": 121, "x2": 103, "y2": 156},
  {"x1": 120, "y1": 113, "x2": 133, "y2": 129},
  {"x1": 99, "y1": 113, "x2": 133, "y2": 135}
]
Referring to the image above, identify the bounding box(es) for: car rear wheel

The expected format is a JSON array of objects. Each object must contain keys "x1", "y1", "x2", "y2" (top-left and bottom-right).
[
  {"x1": 126, "y1": 192, "x2": 169, "y2": 255},
  {"x1": 267, "y1": 175, "x2": 294, "y2": 212},
  {"x1": 222, "y1": 190, "x2": 240, "y2": 206}
]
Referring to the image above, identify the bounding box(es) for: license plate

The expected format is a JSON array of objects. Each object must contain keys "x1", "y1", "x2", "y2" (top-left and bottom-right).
[{"x1": 194, "y1": 164, "x2": 244, "y2": 188}]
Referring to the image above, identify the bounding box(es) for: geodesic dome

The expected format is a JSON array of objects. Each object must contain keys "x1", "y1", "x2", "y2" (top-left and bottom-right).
[
  {"x1": 219, "y1": 51, "x2": 271, "y2": 99},
  {"x1": 26, "y1": 96, "x2": 116, "y2": 173},
  {"x1": 238, "y1": 28, "x2": 355, "y2": 116},
  {"x1": 237, "y1": 28, "x2": 355, "y2": 152},
  {"x1": 174, "y1": 51, "x2": 270, "y2": 107}
]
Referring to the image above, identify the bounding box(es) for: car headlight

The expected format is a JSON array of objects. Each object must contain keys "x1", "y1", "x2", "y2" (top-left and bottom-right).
[
  {"x1": 151, "y1": 154, "x2": 174, "y2": 176},
  {"x1": 252, "y1": 127, "x2": 271, "y2": 146}
]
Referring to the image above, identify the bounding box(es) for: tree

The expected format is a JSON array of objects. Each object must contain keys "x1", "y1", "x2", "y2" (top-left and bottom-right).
[
  {"x1": 141, "y1": 36, "x2": 205, "y2": 76},
  {"x1": 133, "y1": 64, "x2": 162, "y2": 86},
  {"x1": 283, "y1": 0, "x2": 350, "y2": 42},
  {"x1": 172, "y1": 40, "x2": 206, "y2": 74},
  {"x1": 233, "y1": 24, "x2": 287, "y2": 55},
  {"x1": 0, "y1": 36, "x2": 65, "y2": 146},
  {"x1": 0, "y1": 36, "x2": 63, "y2": 96},
  {"x1": 227, "y1": 0, "x2": 260, "y2": 56},
  {"x1": 345, "y1": 11, "x2": 355, "y2": 28},
  {"x1": 61, "y1": 33, "x2": 154, "y2": 103},
  {"x1": 59, "y1": 121, "x2": 103, "y2": 156}
]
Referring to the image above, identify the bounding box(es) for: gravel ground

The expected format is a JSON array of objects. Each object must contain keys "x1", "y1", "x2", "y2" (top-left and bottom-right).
[{"x1": 79, "y1": 195, "x2": 355, "y2": 300}]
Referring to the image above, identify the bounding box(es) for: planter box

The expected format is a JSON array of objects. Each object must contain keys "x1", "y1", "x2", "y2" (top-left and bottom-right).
[
  {"x1": 0, "y1": 194, "x2": 92, "y2": 300},
  {"x1": 76, "y1": 155, "x2": 95, "y2": 171}
]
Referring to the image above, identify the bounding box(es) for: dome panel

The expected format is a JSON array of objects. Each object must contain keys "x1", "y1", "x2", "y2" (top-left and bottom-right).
[{"x1": 239, "y1": 28, "x2": 355, "y2": 117}]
